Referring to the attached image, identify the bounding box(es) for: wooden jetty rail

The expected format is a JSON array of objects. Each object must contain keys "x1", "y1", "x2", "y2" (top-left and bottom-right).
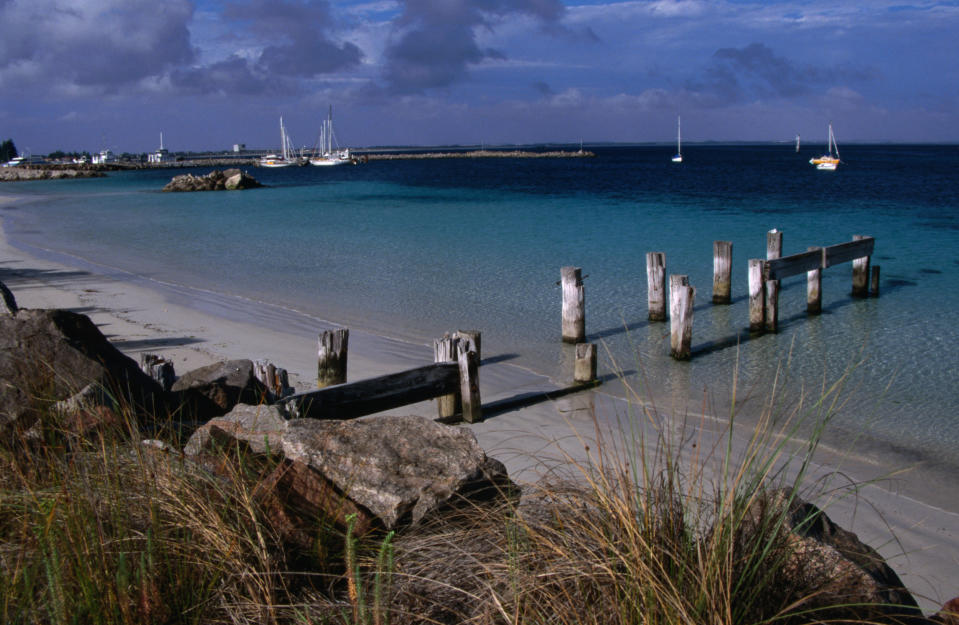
[
  {"x1": 765, "y1": 237, "x2": 874, "y2": 281},
  {"x1": 283, "y1": 362, "x2": 462, "y2": 420}
]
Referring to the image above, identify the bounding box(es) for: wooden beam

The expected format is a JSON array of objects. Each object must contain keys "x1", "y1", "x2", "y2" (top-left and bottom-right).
[
  {"x1": 766, "y1": 249, "x2": 823, "y2": 281},
  {"x1": 823, "y1": 237, "x2": 874, "y2": 268},
  {"x1": 283, "y1": 362, "x2": 460, "y2": 420}
]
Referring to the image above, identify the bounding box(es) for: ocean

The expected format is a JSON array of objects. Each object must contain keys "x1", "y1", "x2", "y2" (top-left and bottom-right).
[{"x1": 3, "y1": 144, "x2": 959, "y2": 475}]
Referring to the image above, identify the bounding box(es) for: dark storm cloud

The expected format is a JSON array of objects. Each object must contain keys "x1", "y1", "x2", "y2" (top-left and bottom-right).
[
  {"x1": 695, "y1": 42, "x2": 872, "y2": 103},
  {"x1": 383, "y1": 0, "x2": 566, "y2": 93},
  {"x1": 169, "y1": 56, "x2": 283, "y2": 95},
  {"x1": 223, "y1": 0, "x2": 362, "y2": 77},
  {"x1": 0, "y1": 0, "x2": 195, "y2": 91}
]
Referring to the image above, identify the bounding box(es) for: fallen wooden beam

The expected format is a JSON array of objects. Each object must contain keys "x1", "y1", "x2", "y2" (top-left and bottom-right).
[{"x1": 282, "y1": 362, "x2": 459, "y2": 420}]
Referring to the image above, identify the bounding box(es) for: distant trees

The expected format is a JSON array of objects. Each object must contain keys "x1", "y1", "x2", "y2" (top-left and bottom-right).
[{"x1": 0, "y1": 139, "x2": 18, "y2": 162}]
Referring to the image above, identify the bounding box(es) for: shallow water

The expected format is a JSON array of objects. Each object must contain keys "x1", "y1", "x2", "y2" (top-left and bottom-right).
[{"x1": 3, "y1": 144, "x2": 959, "y2": 472}]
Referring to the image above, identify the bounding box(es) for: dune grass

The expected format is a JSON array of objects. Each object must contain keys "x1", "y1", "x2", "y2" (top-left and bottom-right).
[{"x1": 0, "y1": 357, "x2": 915, "y2": 625}]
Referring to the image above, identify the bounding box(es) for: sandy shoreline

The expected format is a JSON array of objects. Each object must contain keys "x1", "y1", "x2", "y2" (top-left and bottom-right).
[{"x1": 1, "y1": 192, "x2": 955, "y2": 611}]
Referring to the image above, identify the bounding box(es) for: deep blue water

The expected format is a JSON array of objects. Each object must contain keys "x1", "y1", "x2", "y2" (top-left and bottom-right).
[{"x1": 3, "y1": 144, "x2": 959, "y2": 470}]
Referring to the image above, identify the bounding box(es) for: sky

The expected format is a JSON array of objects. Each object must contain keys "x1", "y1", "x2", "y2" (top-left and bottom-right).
[{"x1": 1, "y1": 0, "x2": 958, "y2": 153}]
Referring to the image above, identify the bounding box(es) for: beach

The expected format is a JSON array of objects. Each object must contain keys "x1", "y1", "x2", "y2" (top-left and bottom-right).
[{"x1": 1, "y1": 187, "x2": 956, "y2": 612}]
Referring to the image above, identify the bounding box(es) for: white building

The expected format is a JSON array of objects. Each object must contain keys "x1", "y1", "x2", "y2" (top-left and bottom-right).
[
  {"x1": 92, "y1": 149, "x2": 115, "y2": 165},
  {"x1": 148, "y1": 133, "x2": 170, "y2": 164}
]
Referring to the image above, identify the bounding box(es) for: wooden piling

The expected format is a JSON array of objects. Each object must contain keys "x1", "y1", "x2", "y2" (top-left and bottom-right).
[
  {"x1": 870, "y1": 265, "x2": 880, "y2": 297},
  {"x1": 317, "y1": 328, "x2": 349, "y2": 388},
  {"x1": 433, "y1": 334, "x2": 461, "y2": 419},
  {"x1": 574, "y1": 342, "x2": 597, "y2": 383},
  {"x1": 255, "y1": 359, "x2": 291, "y2": 400},
  {"x1": 561, "y1": 266, "x2": 585, "y2": 343},
  {"x1": 712, "y1": 241, "x2": 733, "y2": 304},
  {"x1": 140, "y1": 353, "x2": 175, "y2": 392},
  {"x1": 851, "y1": 234, "x2": 871, "y2": 298},
  {"x1": 748, "y1": 259, "x2": 766, "y2": 332},
  {"x1": 669, "y1": 280, "x2": 694, "y2": 360},
  {"x1": 806, "y1": 246, "x2": 823, "y2": 314},
  {"x1": 766, "y1": 229, "x2": 783, "y2": 263},
  {"x1": 764, "y1": 279, "x2": 779, "y2": 333},
  {"x1": 646, "y1": 252, "x2": 667, "y2": 321},
  {"x1": 457, "y1": 345, "x2": 482, "y2": 423},
  {"x1": 452, "y1": 330, "x2": 481, "y2": 362}
]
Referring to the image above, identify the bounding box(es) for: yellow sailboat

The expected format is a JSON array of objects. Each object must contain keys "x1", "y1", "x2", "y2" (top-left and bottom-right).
[{"x1": 809, "y1": 123, "x2": 840, "y2": 171}]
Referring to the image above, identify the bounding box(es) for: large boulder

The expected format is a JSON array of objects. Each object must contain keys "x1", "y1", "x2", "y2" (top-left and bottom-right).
[
  {"x1": 169, "y1": 359, "x2": 267, "y2": 421},
  {"x1": 739, "y1": 489, "x2": 922, "y2": 623},
  {"x1": 185, "y1": 410, "x2": 515, "y2": 535},
  {"x1": 0, "y1": 308, "x2": 164, "y2": 436}
]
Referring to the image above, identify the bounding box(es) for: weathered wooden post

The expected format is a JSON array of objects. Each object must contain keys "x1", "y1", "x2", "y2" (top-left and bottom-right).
[
  {"x1": 669, "y1": 277, "x2": 694, "y2": 360},
  {"x1": 457, "y1": 344, "x2": 482, "y2": 423},
  {"x1": 748, "y1": 259, "x2": 766, "y2": 332},
  {"x1": 712, "y1": 241, "x2": 733, "y2": 304},
  {"x1": 764, "y1": 278, "x2": 779, "y2": 333},
  {"x1": 767, "y1": 229, "x2": 783, "y2": 264},
  {"x1": 317, "y1": 328, "x2": 349, "y2": 388},
  {"x1": 433, "y1": 334, "x2": 461, "y2": 419},
  {"x1": 646, "y1": 252, "x2": 667, "y2": 321},
  {"x1": 452, "y1": 330, "x2": 481, "y2": 362},
  {"x1": 806, "y1": 246, "x2": 823, "y2": 314},
  {"x1": 870, "y1": 265, "x2": 881, "y2": 297},
  {"x1": 574, "y1": 342, "x2": 597, "y2": 384},
  {"x1": 561, "y1": 266, "x2": 585, "y2": 343},
  {"x1": 255, "y1": 359, "x2": 292, "y2": 400},
  {"x1": 851, "y1": 234, "x2": 871, "y2": 298},
  {"x1": 140, "y1": 353, "x2": 176, "y2": 392}
]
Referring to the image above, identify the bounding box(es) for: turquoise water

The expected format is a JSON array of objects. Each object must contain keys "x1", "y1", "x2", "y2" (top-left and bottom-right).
[{"x1": 3, "y1": 145, "x2": 959, "y2": 472}]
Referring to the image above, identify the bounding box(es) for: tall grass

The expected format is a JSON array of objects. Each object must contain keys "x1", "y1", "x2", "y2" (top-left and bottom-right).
[{"x1": 0, "y1": 356, "x2": 914, "y2": 625}]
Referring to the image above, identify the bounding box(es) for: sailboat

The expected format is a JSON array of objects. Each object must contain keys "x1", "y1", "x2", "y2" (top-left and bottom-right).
[
  {"x1": 671, "y1": 116, "x2": 683, "y2": 163},
  {"x1": 259, "y1": 117, "x2": 296, "y2": 168},
  {"x1": 795, "y1": 134, "x2": 801, "y2": 153},
  {"x1": 809, "y1": 123, "x2": 840, "y2": 171},
  {"x1": 310, "y1": 106, "x2": 352, "y2": 167}
]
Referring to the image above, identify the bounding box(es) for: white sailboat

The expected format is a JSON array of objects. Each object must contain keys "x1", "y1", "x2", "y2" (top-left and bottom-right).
[
  {"x1": 259, "y1": 117, "x2": 296, "y2": 168},
  {"x1": 671, "y1": 116, "x2": 682, "y2": 163},
  {"x1": 310, "y1": 106, "x2": 352, "y2": 167},
  {"x1": 795, "y1": 133, "x2": 801, "y2": 153},
  {"x1": 809, "y1": 123, "x2": 840, "y2": 171}
]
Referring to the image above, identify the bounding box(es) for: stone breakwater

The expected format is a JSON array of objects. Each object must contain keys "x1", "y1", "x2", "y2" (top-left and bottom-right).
[{"x1": 0, "y1": 167, "x2": 106, "y2": 181}]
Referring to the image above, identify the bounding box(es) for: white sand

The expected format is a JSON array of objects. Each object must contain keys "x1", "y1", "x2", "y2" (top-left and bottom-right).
[{"x1": 1, "y1": 193, "x2": 955, "y2": 612}]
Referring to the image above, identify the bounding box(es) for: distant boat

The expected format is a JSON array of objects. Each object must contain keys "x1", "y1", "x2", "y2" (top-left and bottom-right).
[
  {"x1": 795, "y1": 133, "x2": 801, "y2": 152},
  {"x1": 671, "y1": 116, "x2": 683, "y2": 163},
  {"x1": 809, "y1": 123, "x2": 840, "y2": 171},
  {"x1": 310, "y1": 106, "x2": 352, "y2": 167},
  {"x1": 259, "y1": 117, "x2": 296, "y2": 168}
]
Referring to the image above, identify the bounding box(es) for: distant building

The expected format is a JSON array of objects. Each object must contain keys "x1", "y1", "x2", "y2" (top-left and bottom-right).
[
  {"x1": 92, "y1": 149, "x2": 115, "y2": 165},
  {"x1": 233, "y1": 143, "x2": 246, "y2": 153},
  {"x1": 148, "y1": 133, "x2": 170, "y2": 164}
]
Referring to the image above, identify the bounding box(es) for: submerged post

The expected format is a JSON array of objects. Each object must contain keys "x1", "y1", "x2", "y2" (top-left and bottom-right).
[
  {"x1": 561, "y1": 266, "x2": 585, "y2": 343},
  {"x1": 317, "y1": 328, "x2": 349, "y2": 388},
  {"x1": 646, "y1": 252, "x2": 667, "y2": 321},
  {"x1": 764, "y1": 278, "x2": 779, "y2": 333},
  {"x1": 457, "y1": 344, "x2": 482, "y2": 423},
  {"x1": 851, "y1": 234, "x2": 871, "y2": 298},
  {"x1": 669, "y1": 278, "x2": 694, "y2": 360},
  {"x1": 748, "y1": 259, "x2": 766, "y2": 332},
  {"x1": 712, "y1": 241, "x2": 733, "y2": 304},
  {"x1": 870, "y1": 265, "x2": 881, "y2": 297},
  {"x1": 807, "y1": 246, "x2": 823, "y2": 314},
  {"x1": 574, "y1": 342, "x2": 597, "y2": 384},
  {"x1": 433, "y1": 334, "x2": 461, "y2": 419}
]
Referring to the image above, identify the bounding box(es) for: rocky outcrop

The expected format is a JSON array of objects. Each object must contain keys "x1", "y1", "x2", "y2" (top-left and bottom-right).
[
  {"x1": 185, "y1": 409, "x2": 516, "y2": 540},
  {"x1": 169, "y1": 359, "x2": 268, "y2": 420},
  {"x1": 740, "y1": 489, "x2": 923, "y2": 623},
  {"x1": 0, "y1": 309, "x2": 165, "y2": 436},
  {"x1": 0, "y1": 167, "x2": 106, "y2": 181},
  {"x1": 161, "y1": 168, "x2": 261, "y2": 192}
]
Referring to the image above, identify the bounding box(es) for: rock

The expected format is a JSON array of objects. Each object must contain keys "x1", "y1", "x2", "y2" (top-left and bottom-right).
[
  {"x1": 739, "y1": 489, "x2": 923, "y2": 623},
  {"x1": 184, "y1": 411, "x2": 515, "y2": 532},
  {"x1": 0, "y1": 309, "x2": 165, "y2": 437},
  {"x1": 0, "y1": 278, "x2": 17, "y2": 314},
  {"x1": 161, "y1": 169, "x2": 261, "y2": 192},
  {"x1": 934, "y1": 598, "x2": 959, "y2": 625},
  {"x1": 169, "y1": 359, "x2": 267, "y2": 421}
]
